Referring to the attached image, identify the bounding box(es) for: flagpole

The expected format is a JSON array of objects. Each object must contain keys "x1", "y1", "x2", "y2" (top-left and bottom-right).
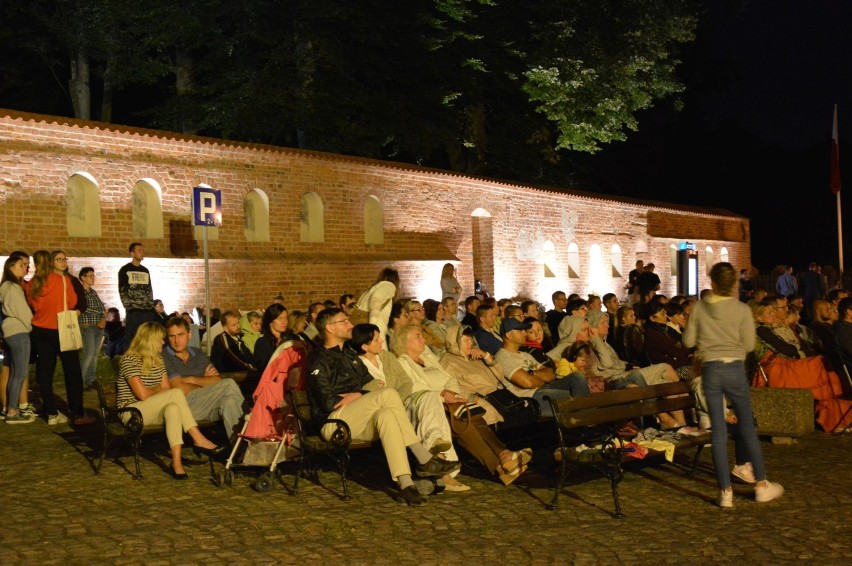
[{"x1": 832, "y1": 104, "x2": 843, "y2": 280}]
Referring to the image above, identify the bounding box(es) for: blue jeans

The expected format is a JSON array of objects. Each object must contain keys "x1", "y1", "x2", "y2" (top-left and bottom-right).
[
  {"x1": 535, "y1": 372, "x2": 591, "y2": 418},
  {"x1": 5, "y1": 333, "x2": 31, "y2": 412},
  {"x1": 81, "y1": 325, "x2": 104, "y2": 387},
  {"x1": 702, "y1": 360, "x2": 767, "y2": 489}
]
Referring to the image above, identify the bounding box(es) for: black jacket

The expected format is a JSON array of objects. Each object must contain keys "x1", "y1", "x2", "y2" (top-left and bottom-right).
[{"x1": 306, "y1": 344, "x2": 373, "y2": 421}]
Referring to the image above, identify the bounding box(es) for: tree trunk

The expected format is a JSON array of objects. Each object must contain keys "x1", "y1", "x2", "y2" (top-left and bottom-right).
[
  {"x1": 68, "y1": 51, "x2": 91, "y2": 120},
  {"x1": 174, "y1": 49, "x2": 196, "y2": 134},
  {"x1": 101, "y1": 56, "x2": 115, "y2": 123}
]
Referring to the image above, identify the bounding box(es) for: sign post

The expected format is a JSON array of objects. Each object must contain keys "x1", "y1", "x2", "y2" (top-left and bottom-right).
[{"x1": 192, "y1": 186, "x2": 222, "y2": 354}]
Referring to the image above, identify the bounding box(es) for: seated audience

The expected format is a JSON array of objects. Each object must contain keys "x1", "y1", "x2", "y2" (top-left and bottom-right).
[
  {"x1": 163, "y1": 316, "x2": 247, "y2": 443},
  {"x1": 306, "y1": 308, "x2": 459, "y2": 507},
  {"x1": 613, "y1": 305, "x2": 645, "y2": 367},
  {"x1": 239, "y1": 310, "x2": 263, "y2": 354},
  {"x1": 473, "y1": 303, "x2": 503, "y2": 356},
  {"x1": 520, "y1": 317, "x2": 556, "y2": 370},
  {"x1": 390, "y1": 324, "x2": 531, "y2": 488},
  {"x1": 117, "y1": 322, "x2": 224, "y2": 478},
  {"x1": 210, "y1": 310, "x2": 257, "y2": 374},
  {"x1": 421, "y1": 298, "x2": 449, "y2": 356}
]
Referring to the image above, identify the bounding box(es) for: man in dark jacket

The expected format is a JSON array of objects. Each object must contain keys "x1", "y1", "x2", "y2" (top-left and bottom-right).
[{"x1": 306, "y1": 308, "x2": 459, "y2": 506}]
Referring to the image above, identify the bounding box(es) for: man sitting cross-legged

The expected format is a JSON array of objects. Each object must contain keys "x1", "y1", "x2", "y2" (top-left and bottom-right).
[
  {"x1": 306, "y1": 308, "x2": 460, "y2": 506},
  {"x1": 163, "y1": 316, "x2": 248, "y2": 444}
]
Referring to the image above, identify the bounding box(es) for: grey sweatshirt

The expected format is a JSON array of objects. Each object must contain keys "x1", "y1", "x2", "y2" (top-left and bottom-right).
[
  {"x1": 682, "y1": 294, "x2": 755, "y2": 362},
  {"x1": 0, "y1": 281, "x2": 34, "y2": 337}
]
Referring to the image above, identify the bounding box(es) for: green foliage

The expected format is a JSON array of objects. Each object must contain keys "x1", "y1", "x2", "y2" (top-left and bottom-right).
[{"x1": 0, "y1": 0, "x2": 700, "y2": 183}]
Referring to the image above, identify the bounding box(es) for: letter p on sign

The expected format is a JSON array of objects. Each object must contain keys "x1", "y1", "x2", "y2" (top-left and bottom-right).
[{"x1": 193, "y1": 186, "x2": 222, "y2": 227}]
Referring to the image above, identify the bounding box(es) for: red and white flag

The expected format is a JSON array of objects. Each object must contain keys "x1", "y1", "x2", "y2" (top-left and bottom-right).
[{"x1": 832, "y1": 104, "x2": 841, "y2": 194}]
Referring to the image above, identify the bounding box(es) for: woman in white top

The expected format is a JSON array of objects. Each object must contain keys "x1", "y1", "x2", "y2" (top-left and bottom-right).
[
  {"x1": 390, "y1": 324, "x2": 530, "y2": 487},
  {"x1": 440, "y1": 263, "x2": 462, "y2": 302},
  {"x1": 354, "y1": 267, "x2": 399, "y2": 349}
]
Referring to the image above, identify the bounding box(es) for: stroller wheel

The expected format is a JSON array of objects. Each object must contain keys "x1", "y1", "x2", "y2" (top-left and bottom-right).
[
  {"x1": 224, "y1": 469, "x2": 234, "y2": 487},
  {"x1": 255, "y1": 472, "x2": 274, "y2": 493},
  {"x1": 216, "y1": 470, "x2": 226, "y2": 488}
]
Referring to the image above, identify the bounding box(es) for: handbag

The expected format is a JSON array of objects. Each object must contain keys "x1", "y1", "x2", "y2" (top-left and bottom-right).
[
  {"x1": 349, "y1": 306, "x2": 371, "y2": 326},
  {"x1": 57, "y1": 276, "x2": 83, "y2": 352}
]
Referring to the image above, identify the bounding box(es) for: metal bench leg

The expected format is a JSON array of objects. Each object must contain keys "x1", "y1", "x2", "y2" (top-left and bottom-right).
[
  {"x1": 131, "y1": 436, "x2": 143, "y2": 480},
  {"x1": 547, "y1": 451, "x2": 569, "y2": 510}
]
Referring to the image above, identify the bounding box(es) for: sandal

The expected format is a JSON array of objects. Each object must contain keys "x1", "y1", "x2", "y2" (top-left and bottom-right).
[
  {"x1": 497, "y1": 462, "x2": 527, "y2": 486},
  {"x1": 499, "y1": 447, "x2": 533, "y2": 473}
]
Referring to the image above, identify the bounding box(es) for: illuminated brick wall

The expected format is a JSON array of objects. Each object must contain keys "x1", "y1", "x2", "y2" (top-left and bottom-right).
[{"x1": 0, "y1": 109, "x2": 751, "y2": 315}]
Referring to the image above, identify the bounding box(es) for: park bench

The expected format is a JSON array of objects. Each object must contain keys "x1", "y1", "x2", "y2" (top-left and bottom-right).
[
  {"x1": 285, "y1": 389, "x2": 373, "y2": 499},
  {"x1": 544, "y1": 381, "x2": 710, "y2": 518},
  {"x1": 93, "y1": 363, "x2": 247, "y2": 479}
]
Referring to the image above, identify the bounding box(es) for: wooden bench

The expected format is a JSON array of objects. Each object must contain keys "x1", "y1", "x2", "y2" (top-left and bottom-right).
[
  {"x1": 93, "y1": 368, "x2": 247, "y2": 479},
  {"x1": 285, "y1": 389, "x2": 373, "y2": 499},
  {"x1": 544, "y1": 381, "x2": 710, "y2": 518}
]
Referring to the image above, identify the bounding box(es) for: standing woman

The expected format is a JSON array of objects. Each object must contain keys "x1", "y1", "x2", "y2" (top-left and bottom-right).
[
  {"x1": 78, "y1": 267, "x2": 107, "y2": 389},
  {"x1": 353, "y1": 267, "x2": 399, "y2": 349},
  {"x1": 683, "y1": 262, "x2": 784, "y2": 508},
  {"x1": 1, "y1": 251, "x2": 35, "y2": 423},
  {"x1": 440, "y1": 263, "x2": 462, "y2": 303},
  {"x1": 25, "y1": 250, "x2": 94, "y2": 425},
  {"x1": 118, "y1": 322, "x2": 224, "y2": 478}
]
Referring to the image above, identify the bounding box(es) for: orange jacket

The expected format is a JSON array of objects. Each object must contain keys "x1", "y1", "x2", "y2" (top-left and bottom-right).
[{"x1": 25, "y1": 273, "x2": 78, "y2": 330}]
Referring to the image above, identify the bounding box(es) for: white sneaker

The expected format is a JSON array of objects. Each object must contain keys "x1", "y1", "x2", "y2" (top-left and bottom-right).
[
  {"x1": 18, "y1": 403, "x2": 38, "y2": 419},
  {"x1": 717, "y1": 489, "x2": 733, "y2": 508},
  {"x1": 755, "y1": 481, "x2": 785, "y2": 503},
  {"x1": 47, "y1": 413, "x2": 69, "y2": 425},
  {"x1": 731, "y1": 462, "x2": 756, "y2": 484}
]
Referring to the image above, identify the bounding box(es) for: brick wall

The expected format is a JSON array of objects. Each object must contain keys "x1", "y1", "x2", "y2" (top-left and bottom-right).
[{"x1": 0, "y1": 109, "x2": 751, "y2": 316}]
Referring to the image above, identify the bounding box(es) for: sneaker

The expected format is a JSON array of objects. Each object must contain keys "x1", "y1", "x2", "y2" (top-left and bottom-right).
[
  {"x1": 5, "y1": 411, "x2": 36, "y2": 424},
  {"x1": 717, "y1": 489, "x2": 733, "y2": 509},
  {"x1": 755, "y1": 481, "x2": 785, "y2": 503},
  {"x1": 732, "y1": 462, "x2": 756, "y2": 484},
  {"x1": 18, "y1": 404, "x2": 38, "y2": 419},
  {"x1": 1, "y1": 407, "x2": 5, "y2": 421},
  {"x1": 415, "y1": 456, "x2": 461, "y2": 478},
  {"x1": 47, "y1": 413, "x2": 69, "y2": 426}
]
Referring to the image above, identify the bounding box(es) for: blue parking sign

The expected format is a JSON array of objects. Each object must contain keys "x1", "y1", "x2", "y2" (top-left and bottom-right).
[{"x1": 193, "y1": 186, "x2": 222, "y2": 226}]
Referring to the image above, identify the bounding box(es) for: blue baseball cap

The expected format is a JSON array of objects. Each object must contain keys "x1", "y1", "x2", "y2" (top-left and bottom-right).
[{"x1": 500, "y1": 318, "x2": 532, "y2": 336}]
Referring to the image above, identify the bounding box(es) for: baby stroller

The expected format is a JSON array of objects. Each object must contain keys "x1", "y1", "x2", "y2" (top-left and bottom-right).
[{"x1": 218, "y1": 339, "x2": 307, "y2": 492}]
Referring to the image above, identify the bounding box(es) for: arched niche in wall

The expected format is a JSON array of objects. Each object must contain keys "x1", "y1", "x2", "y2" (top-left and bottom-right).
[
  {"x1": 588, "y1": 243, "x2": 606, "y2": 295},
  {"x1": 192, "y1": 183, "x2": 218, "y2": 241},
  {"x1": 300, "y1": 191, "x2": 325, "y2": 243},
  {"x1": 566, "y1": 242, "x2": 580, "y2": 279},
  {"x1": 244, "y1": 189, "x2": 270, "y2": 242},
  {"x1": 720, "y1": 246, "x2": 729, "y2": 264},
  {"x1": 364, "y1": 196, "x2": 384, "y2": 245},
  {"x1": 132, "y1": 178, "x2": 164, "y2": 239},
  {"x1": 66, "y1": 171, "x2": 101, "y2": 237},
  {"x1": 543, "y1": 239, "x2": 556, "y2": 278},
  {"x1": 471, "y1": 208, "x2": 494, "y2": 295},
  {"x1": 611, "y1": 243, "x2": 623, "y2": 278},
  {"x1": 705, "y1": 245, "x2": 715, "y2": 274},
  {"x1": 669, "y1": 244, "x2": 678, "y2": 276}
]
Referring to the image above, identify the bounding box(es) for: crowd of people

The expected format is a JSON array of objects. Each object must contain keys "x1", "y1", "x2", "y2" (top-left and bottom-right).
[{"x1": 5, "y1": 250, "x2": 851, "y2": 508}]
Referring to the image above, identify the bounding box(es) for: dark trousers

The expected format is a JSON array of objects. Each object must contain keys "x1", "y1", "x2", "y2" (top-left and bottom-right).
[
  {"x1": 124, "y1": 310, "x2": 158, "y2": 351},
  {"x1": 31, "y1": 326, "x2": 84, "y2": 417}
]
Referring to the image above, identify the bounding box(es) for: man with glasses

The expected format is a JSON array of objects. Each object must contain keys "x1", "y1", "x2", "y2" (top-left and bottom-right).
[
  {"x1": 118, "y1": 242, "x2": 157, "y2": 349},
  {"x1": 78, "y1": 267, "x2": 107, "y2": 389},
  {"x1": 545, "y1": 291, "x2": 568, "y2": 343},
  {"x1": 306, "y1": 308, "x2": 459, "y2": 506}
]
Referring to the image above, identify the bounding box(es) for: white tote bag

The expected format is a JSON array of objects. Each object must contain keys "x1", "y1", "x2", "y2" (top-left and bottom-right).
[{"x1": 57, "y1": 276, "x2": 83, "y2": 352}]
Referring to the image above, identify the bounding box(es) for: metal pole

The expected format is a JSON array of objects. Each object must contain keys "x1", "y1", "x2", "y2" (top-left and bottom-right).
[{"x1": 203, "y1": 224, "x2": 211, "y2": 354}]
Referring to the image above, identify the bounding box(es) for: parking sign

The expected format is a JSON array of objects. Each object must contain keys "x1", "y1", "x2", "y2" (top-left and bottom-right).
[{"x1": 193, "y1": 186, "x2": 222, "y2": 226}]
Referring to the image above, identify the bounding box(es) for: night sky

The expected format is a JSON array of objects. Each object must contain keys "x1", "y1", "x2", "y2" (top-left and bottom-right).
[{"x1": 589, "y1": 0, "x2": 852, "y2": 273}]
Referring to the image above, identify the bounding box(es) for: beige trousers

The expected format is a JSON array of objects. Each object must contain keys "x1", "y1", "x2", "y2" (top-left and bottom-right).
[
  {"x1": 327, "y1": 388, "x2": 419, "y2": 481},
  {"x1": 127, "y1": 388, "x2": 199, "y2": 448}
]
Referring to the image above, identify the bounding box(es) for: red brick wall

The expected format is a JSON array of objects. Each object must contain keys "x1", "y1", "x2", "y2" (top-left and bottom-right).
[{"x1": 0, "y1": 110, "x2": 751, "y2": 315}]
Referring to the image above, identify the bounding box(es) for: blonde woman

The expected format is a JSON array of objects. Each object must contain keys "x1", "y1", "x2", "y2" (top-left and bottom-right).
[
  {"x1": 118, "y1": 322, "x2": 224, "y2": 479},
  {"x1": 440, "y1": 263, "x2": 462, "y2": 303}
]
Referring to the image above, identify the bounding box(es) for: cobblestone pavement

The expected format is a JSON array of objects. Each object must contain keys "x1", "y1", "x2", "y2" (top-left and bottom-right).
[{"x1": 1, "y1": 388, "x2": 850, "y2": 566}]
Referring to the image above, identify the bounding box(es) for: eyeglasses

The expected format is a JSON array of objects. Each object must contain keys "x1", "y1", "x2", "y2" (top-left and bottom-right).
[{"x1": 328, "y1": 318, "x2": 351, "y2": 325}]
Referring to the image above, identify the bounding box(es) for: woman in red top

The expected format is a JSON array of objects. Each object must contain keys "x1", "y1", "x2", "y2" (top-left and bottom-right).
[{"x1": 25, "y1": 250, "x2": 94, "y2": 425}]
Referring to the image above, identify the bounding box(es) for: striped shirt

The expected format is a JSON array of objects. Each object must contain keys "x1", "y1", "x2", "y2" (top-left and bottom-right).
[{"x1": 117, "y1": 354, "x2": 167, "y2": 408}]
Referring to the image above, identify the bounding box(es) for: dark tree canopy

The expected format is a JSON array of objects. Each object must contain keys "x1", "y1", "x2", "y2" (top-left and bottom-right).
[{"x1": 0, "y1": 0, "x2": 700, "y2": 187}]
